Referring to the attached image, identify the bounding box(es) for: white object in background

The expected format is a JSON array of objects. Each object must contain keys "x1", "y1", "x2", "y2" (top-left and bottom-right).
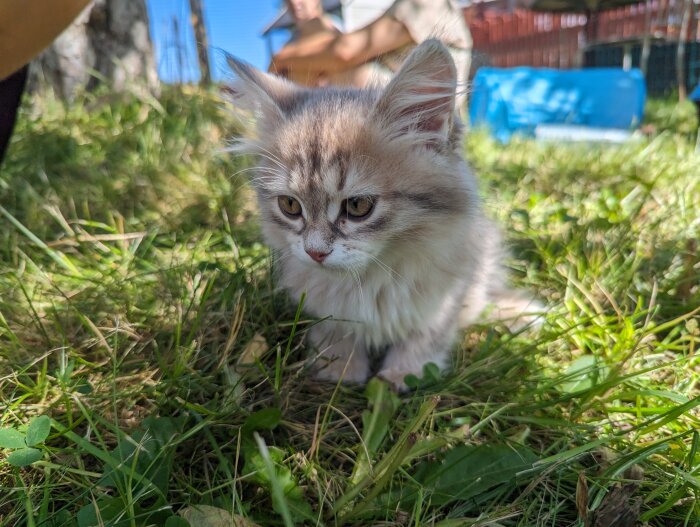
[
  {"x1": 535, "y1": 124, "x2": 634, "y2": 143},
  {"x1": 341, "y1": 0, "x2": 394, "y2": 31}
]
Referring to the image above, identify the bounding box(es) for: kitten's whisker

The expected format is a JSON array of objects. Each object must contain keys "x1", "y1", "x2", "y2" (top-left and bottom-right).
[
  {"x1": 350, "y1": 266, "x2": 365, "y2": 306},
  {"x1": 246, "y1": 176, "x2": 284, "y2": 186},
  {"x1": 249, "y1": 168, "x2": 286, "y2": 178},
  {"x1": 253, "y1": 146, "x2": 287, "y2": 171},
  {"x1": 255, "y1": 145, "x2": 285, "y2": 165},
  {"x1": 364, "y1": 251, "x2": 431, "y2": 303},
  {"x1": 247, "y1": 168, "x2": 288, "y2": 180},
  {"x1": 228, "y1": 166, "x2": 284, "y2": 183},
  {"x1": 273, "y1": 247, "x2": 294, "y2": 265},
  {"x1": 360, "y1": 251, "x2": 404, "y2": 284}
]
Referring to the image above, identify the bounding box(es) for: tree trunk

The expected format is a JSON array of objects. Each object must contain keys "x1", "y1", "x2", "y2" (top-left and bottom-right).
[
  {"x1": 29, "y1": 0, "x2": 159, "y2": 100},
  {"x1": 640, "y1": 0, "x2": 652, "y2": 76},
  {"x1": 188, "y1": 0, "x2": 211, "y2": 86},
  {"x1": 677, "y1": 0, "x2": 692, "y2": 100}
]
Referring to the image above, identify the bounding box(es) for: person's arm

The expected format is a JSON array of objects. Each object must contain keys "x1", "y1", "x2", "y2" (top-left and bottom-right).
[
  {"x1": 271, "y1": 14, "x2": 413, "y2": 75},
  {"x1": 267, "y1": 22, "x2": 338, "y2": 80},
  {"x1": 0, "y1": 0, "x2": 92, "y2": 80}
]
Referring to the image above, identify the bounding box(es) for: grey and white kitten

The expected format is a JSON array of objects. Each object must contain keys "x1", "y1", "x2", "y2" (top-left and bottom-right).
[{"x1": 228, "y1": 40, "x2": 540, "y2": 391}]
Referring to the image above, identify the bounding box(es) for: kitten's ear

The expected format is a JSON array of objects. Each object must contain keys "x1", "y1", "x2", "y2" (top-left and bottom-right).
[
  {"x1": 226, "y1": 55, "x2": 298, "y2": 119},
  {"x1": 371, "y1": 39, "x2": 457, "y2": 145}
]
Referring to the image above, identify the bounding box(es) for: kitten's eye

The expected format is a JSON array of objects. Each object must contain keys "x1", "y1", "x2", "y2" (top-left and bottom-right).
[
  {"x1": 278, "y1": 196, "x2": 302, "y2": 218},
  {"x1": 343, "y1": 196, "x2": 374, "y2": 219}
]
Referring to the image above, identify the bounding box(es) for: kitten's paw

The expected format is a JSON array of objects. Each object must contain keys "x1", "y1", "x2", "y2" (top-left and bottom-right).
[
  {"x1": 312, "y1": 355, "x2": 370, "y2": 385},
  {"x1": 376, "y1": 368, "x2": 412, "y2": 393}
]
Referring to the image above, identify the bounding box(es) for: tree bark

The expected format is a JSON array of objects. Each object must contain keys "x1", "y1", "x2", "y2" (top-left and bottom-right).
[
  {"x1": 29, "y1": 0, "x2": 159, "y2": 100},
  {"x1": 188, "y1": 0, "x2": 211, "y2": 85},
  {"x1": 640, "y1": 0, "x2": 652, "y2": 76},
  {"x1": 677, "y1": 0, "x2": 692, "y2": 100}
]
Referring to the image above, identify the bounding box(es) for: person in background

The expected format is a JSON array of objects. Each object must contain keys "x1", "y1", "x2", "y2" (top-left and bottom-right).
[
  {"x1": 286, "y1": 0, "x2": 343, "y2": 39},
  {"x1": 277, "y1": 0, "x2": 345, "y2": 85},
  {"x1": 0, "y1": 0, "x2": 92, "y2": 166},
  {"x1": 271, "y1": 0, "x2": 472, "y2": 112}
]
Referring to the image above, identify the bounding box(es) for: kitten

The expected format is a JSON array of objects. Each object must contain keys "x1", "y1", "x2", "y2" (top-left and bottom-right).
[{"x1": 227, "y1": 40, "x2": 540, "y2": 391}]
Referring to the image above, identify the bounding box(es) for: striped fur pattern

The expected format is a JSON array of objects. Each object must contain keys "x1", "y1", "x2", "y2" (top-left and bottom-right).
[{"x1": 227, "y1": 40, "x2": 540, "y2": 391}]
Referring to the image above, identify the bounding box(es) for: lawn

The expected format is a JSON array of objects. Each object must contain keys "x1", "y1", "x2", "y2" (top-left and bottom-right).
[{"x1": 0, "y1": 87, "x2": 698, "y2": 526}]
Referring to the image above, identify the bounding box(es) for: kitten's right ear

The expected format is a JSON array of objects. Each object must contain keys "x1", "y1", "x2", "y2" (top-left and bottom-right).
[
  {"x1": 226, "y1": 55, "x2": 298, "y2": 119},
  {"x1": 371, "y1": 39, "x2": 457, "y2": 147}
]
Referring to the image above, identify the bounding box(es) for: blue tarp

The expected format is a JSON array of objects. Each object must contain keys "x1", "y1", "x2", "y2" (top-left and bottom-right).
[
  {"x1": 690, "y1": 83, "x2": 700, "y2": 102},
  {"x1": 469, "y1": 67, "x2": 646, "y2": 143}
]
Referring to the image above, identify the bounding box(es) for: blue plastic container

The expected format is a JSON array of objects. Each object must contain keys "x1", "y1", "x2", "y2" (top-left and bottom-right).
[{"x1": 469, "y1": 67, "x2": 647, "y2": 143}]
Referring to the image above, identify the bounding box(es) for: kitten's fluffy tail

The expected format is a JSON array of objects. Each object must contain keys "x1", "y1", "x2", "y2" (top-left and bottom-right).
[
  {"x1": 480, "y1": 287, "x2": 545, "y2": 332},
  {"x1": 458, "y1": 283, "x2": 544, "y2": 332},
  {"x1": 458, "y1": 219, "x2": 545, "y2": 331}
]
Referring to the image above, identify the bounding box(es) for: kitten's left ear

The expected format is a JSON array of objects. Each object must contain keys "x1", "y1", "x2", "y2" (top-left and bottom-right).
[
  {"x1": 226, "y1": 55, "x2": 299, "y2": 119},
  {"x1": 371, "y1": 39, "x2": 457, "y2": 146}
]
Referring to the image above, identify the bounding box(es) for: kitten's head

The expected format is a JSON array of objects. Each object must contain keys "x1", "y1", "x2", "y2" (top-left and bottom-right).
[{"x1": 227, "y1": 40, "x2": 474, "y2": 272}]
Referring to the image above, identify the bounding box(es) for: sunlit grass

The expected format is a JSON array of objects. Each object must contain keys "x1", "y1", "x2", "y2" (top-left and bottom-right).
[{"x1": 0, "y1": 87, "x2": 698, "y2": 526}]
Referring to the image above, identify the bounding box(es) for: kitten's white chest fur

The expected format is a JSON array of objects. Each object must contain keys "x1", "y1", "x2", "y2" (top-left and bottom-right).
[
  {"x1": 280, "y1": 239, "x2": 470, "y2": 348},
  {"x1": 228, "y1": 39, "x2": 540, "y2": 390}
]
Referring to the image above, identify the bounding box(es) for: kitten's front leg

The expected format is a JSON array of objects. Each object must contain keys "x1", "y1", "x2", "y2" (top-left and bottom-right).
[
  {"x1": 308, "y1": 323, "x2": 370, "y2": 384},
  {"x1": 378, "y1": 329, "x2": 455, "y2": 392}
]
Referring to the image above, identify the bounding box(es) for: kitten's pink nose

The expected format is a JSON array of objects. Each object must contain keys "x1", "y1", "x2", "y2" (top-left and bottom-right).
[{"x1": 306, "y1": 249, "x2": 331, "y2": 263}]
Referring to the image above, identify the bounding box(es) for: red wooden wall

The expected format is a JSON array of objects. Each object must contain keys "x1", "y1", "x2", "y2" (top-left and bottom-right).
[{"x1": 467, "y1": 0, "x2": 699, "y2": 69}]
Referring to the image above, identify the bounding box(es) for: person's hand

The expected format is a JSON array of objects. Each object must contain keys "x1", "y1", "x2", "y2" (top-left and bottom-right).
[
  {"x1": 271, "y1": 14, "x2": 412, "y2": 84},
  {"x1": 294, "y1": 18, "x2": 339, "y2": 39}
]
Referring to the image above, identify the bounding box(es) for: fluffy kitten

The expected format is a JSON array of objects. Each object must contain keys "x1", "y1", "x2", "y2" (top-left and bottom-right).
[{"x1": 228, "y1": 40, "x2": 539, "y2": 391}]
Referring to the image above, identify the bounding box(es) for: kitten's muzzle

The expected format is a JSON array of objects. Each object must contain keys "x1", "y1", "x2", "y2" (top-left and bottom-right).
[{"x1": 305, "y1": 248, "x2": 332, "y2": 263}]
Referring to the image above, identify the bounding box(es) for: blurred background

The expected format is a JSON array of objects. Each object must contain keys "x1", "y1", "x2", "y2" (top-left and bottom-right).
[
  {"x1": 27, "y1": 0, "x2": 700, "y2": 98},
  {"x1": 20, "y1": 0, "x2": 698, "y2": 145}
]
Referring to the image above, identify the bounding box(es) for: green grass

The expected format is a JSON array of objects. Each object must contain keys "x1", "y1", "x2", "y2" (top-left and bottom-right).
[
  {"x1": 644, "y1": 96, "x2": 698, "y2": 139},
  {"x1": 0, "y1": 86, "x2": 699, "y2": 527}
]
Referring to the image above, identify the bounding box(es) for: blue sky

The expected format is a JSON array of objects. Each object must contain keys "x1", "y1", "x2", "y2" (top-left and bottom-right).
[{"x1": 146, "y1": 0, "x2": 290, "y2": 83}]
